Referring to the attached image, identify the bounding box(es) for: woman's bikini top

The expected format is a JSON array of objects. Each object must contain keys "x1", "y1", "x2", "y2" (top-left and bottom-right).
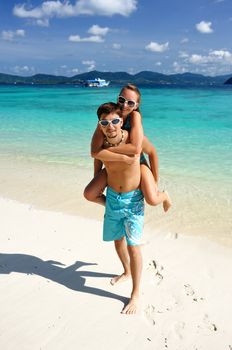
[{"x1": 122, "y1": 115, "x2": 131, "y2": 131}]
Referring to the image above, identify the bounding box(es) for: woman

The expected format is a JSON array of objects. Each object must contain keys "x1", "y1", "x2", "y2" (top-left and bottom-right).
[{"x1": 84, "y1": 84, "x2": 171, "y2": 211}]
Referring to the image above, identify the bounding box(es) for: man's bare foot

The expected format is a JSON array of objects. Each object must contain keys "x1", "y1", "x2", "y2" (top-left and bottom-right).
[
  {"x1": 121, "y1": 296, "x2": 139, "y2": 315},
  {"x1": 163, "y1": 191, "x2": 172, "y2": 212},
  {"x1": 110, "y1": 273, "x2": 130, "y2": 286}
]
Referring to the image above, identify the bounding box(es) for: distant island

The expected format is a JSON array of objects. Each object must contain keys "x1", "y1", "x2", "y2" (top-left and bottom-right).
[
  {"x1": 0, "y1": 70, "x2": 232, "y2": 86},
  {"x1": 224, "y1": 77, "x2": 232, "y2": 85}
]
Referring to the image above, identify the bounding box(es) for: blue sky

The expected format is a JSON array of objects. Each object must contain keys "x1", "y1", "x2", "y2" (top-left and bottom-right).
[{"x1": 1, "y1": 0, "x2": 232, "y2": 76}]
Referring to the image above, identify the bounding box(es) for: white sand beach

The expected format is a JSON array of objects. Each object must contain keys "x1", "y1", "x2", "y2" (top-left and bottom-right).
[{"x1": 1, "y1": 196, "x2": 232, "y2": 350}]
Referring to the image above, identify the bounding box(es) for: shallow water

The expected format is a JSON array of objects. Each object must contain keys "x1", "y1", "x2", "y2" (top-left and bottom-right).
[{"x1": 0, "y1": 85, "x2": 231, "y2": 245}]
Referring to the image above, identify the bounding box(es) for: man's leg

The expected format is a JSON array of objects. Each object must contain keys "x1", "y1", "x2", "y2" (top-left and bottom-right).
[
  {"x1": 121, "y1": 245, "x2": 142, "y2": 314},
  {"x1": 110, "y1": 237, "x2": 131, "y2": 285}
]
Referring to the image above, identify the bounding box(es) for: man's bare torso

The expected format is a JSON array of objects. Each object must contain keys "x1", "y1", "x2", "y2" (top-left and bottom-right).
[{"x1": 103, "y1": 130, "x2": 141, "y2": 193}]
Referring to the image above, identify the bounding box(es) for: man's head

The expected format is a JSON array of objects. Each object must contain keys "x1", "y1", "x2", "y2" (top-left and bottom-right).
[{"x1": 97, "y1": 102, "x2": 123, "y2": 142}]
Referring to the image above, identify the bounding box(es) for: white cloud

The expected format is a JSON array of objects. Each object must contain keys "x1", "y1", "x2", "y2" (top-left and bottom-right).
[
  {"x1": 82, "y1": 59, "x2": 96, "y2": 71},
  {"x1": 69, "y1": 23, "x2": 110, "y2": 44},
  {"x1": 180, "y1": 38, "x2": 189, "y2": 44},
  {"x1": 145, "y1": 41, "x2": 169, "y2": 53},
  {"x1": 36, "y1": 18, "x2": 50, "y2": 27},
  {"x1": 196, "y1": 21, "x2": 213, "y2": 34},
  {"x1": 1, "y1": 29, "x2": 25, "y2": 41},
  {"x1": 12, "y1": 65, "x2": 35, "y2": 74},
  {"x1": 210, "y1": 50, "x2": 232, "y2": 63},
  {"x1": 87, "y1": 64, "x2": 96, "y2": 71},
  {"x1": 173, "y1": 61, "x2": 188, "y2": 73},
  {"x1": 15, "y1": 29, "x2": 25, "y2": 37},
  {"x1": 82, "y1": 60, "x2": 95, "y2": 65},
  {"x1": 71, "y1": 0, "x2": 137, "y2": 16},
  {"x1": 112, "y1": 43, "x2": 121, "y2": 49},
  {"x1": 189, "y1": 54, "x2": 210, "y2": 64},
  {"x1": 155, "y1": 62, "x2": 162, "y2": 66},
  {"x1": 128, "y1": 67, "x2": 135, "y2": 74},
  {"x1": 69, "y1": 34, "x2": 103, "y2": 43},
  {"x1": 179, "y1": 51, "x2": 189, "y2": 58},
  {"x1": 13, "y1": 0, "x2": 137, "y2": 26},
  {"x1": 88, "y1": 24, "x2": 109, "y2": 36},
  {"x1": 2, "y1": 31, "x2": 14, "y2": 41},
  {"x1": 188, "y1": 50, "x2": 232, "y2": 65},
  {"x1": 71, "y1": 68, "x2": 79, "y2": 73}
]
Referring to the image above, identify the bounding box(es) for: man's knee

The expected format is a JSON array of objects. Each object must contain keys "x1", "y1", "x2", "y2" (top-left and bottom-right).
[
  {"x1": 127, "y1": 244, "x2": 140, "y2": 256},
  {"x1": 114, "y1": 237, "x2": 126, "y2": 247}
]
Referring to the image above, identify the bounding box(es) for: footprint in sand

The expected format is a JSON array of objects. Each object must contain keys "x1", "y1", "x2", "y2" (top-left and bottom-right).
[
  {"x1": 202, "y1": 314, "x2": 217, "y2": 332},
  {"x1": 184, "y1": 283, "x2": 195, "y2": 296},
  {"x1": 172, "y1": 321, "x2": 185, "y2": 339},
  {"x1": 144, "y1": 304, "x2": 156, "y2": 326},
  {"x1": 147, "y1": 260, "x2": 164, "y2": 285},
  {"x1": 164, "y1": 337, "x2": 168, "y2": 348},
  {"x1": 184, "y1": 284, "x2": 204, "y2": 302}
]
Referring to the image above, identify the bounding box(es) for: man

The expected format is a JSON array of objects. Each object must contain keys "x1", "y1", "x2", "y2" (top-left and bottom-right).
[{"x1": 95, "y1": 102, "x2": 145, "y2": 315}]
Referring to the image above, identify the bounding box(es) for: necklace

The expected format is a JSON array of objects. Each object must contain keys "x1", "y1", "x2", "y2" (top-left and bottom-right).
[{"x1": 104, "y1": 130, "x2": 124, "y2": 147}]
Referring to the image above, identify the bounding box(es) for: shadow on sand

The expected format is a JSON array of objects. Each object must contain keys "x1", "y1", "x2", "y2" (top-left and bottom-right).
[{"x1": 0, "y1": 253, "x2": 128, "y2": 306}]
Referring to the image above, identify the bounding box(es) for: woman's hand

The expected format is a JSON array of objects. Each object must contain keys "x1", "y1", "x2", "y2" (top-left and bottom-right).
[{"x1": 123, "y1": 154, "x2": 140, "y2": 165}]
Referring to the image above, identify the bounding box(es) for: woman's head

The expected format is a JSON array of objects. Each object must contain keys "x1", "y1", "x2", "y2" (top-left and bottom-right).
[{"x1": 117, "y1": 84, "x2": 141, "y2": 117}]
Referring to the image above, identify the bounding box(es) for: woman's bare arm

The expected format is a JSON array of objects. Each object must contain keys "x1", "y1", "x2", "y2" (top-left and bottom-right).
[
  {"x1": 92, "y1": 149, "x2": 137, "y2": 164},
  {"x1": 91, "y1": 125, "x2": 104, "y2": 155},
  {"x1": 91, "y1": 124, "x2": 137, "y2": 163}
]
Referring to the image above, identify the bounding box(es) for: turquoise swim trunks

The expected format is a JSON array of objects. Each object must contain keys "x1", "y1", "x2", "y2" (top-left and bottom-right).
[{"x1": 103, "y1": 187, "x2": 144, "y2": 246}]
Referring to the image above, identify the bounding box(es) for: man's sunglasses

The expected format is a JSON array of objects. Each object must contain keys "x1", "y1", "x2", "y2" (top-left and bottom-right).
[
  {"x1": 117, "y1": 96, "x2": 137, "y2": 108},
  {"x1": 99, "y1": 118, "x2": 122, "y2": 127}
]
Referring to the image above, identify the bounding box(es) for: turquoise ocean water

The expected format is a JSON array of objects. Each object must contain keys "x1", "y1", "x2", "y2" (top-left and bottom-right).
[
  {"x1": 0, "y1": 84, "x2": 231, "y2": 243},
  {"x1": 0, "y1": 85, "x2": 231, "y2": 182}
]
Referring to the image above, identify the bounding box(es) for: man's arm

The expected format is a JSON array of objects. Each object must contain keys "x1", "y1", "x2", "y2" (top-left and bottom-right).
[{"x1": 142, "y1": 136, "x2": 159, "y2": 184}]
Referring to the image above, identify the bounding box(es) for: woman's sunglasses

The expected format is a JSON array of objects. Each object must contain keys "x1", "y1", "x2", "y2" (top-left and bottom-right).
[
  {"x1": 117, "y1": 96, "x2": 137, "y2": 108},
  {"x1": 99, "y1": 118, "x2": 122, "y2": 127}
]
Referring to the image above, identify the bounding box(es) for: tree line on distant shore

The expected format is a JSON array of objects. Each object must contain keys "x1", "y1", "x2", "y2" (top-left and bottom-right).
[{"x1": 0, "y1": 70, "x2": 231, "y2": 86}]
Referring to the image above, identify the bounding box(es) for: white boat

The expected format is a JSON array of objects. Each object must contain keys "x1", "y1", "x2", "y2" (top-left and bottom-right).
[{"x1": 84, "y1": 78, "x2": 110, "y2": 87}]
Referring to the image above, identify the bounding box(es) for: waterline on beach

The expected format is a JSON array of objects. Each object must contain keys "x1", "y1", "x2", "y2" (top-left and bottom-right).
[
  {"x1": 0, "y1": 85, "x2": 231, "y2": 246},
  {"x1": 0, "y1": 157, "x2": 231, "y2": 247}
]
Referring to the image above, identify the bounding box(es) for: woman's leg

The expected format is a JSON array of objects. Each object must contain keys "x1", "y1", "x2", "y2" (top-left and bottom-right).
[
  {"x1": 140, "y1": 164, "x2": 171, "y2": 211},
  {"x1": 83, "y1": 168, "x2": 107, "y2": 206}
]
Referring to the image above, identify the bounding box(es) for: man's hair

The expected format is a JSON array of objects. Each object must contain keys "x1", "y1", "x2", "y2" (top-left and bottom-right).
[{"x1": 97, "y1": 102, "x2": 122, "y2": 120}]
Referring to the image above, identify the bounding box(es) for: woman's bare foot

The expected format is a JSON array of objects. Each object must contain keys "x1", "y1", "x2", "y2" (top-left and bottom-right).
[
  {"x1": 163, "y1": 191, "x2": 172, "y2": 212},
  {"x1": 110, "y1": 272, "x2": 130, "y2": 286},
  {"x1": 121, "y1": 295, "x2": 139, "y2": 315}
]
